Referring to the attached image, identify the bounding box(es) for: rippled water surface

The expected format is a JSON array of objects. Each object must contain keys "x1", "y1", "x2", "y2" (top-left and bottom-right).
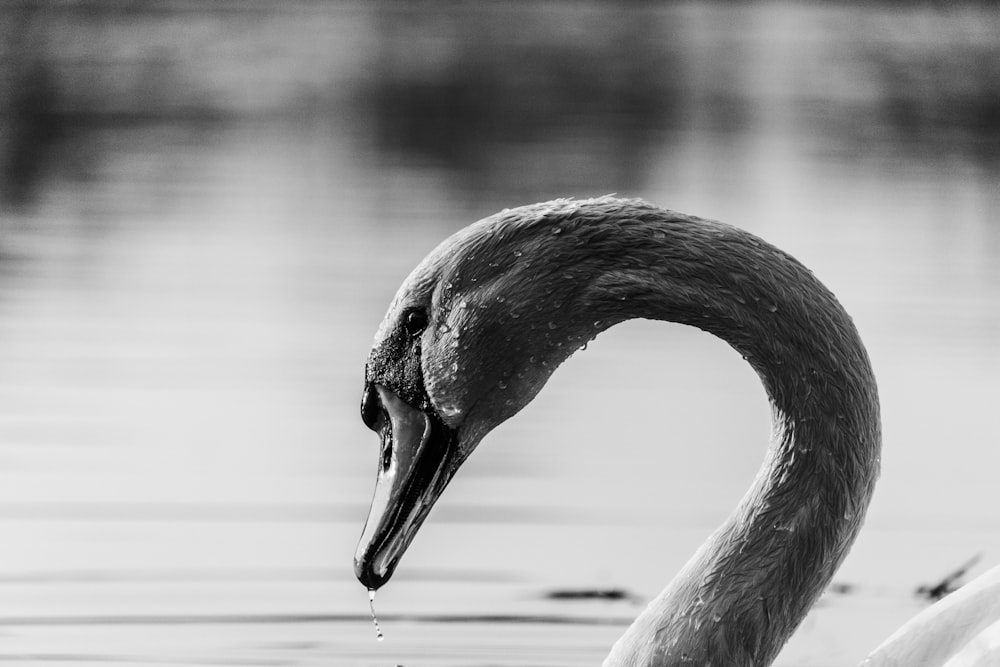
[{"x1": 2, "y1": 3, "x2": 1000, "y2": 665}]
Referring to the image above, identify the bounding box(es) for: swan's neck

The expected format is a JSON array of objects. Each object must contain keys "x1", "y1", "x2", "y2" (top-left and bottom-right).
[{"x1": 591, "y1": 217, "x2": 881, "y2": 666}]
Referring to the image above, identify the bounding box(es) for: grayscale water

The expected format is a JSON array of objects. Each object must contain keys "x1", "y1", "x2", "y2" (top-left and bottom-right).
[{"x1": 1, "y1": 3, "x2": 999, "y2": 666}]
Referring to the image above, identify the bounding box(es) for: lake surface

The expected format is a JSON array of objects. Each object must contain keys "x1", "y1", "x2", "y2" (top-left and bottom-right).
[{"x1": 1, "y1": 3, "x2": 999, "y2": 665}]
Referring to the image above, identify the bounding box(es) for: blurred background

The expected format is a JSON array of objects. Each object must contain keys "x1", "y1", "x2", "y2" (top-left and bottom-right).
[{"x1": 1, "y1": 2, "x2": 999, "y2": 665}]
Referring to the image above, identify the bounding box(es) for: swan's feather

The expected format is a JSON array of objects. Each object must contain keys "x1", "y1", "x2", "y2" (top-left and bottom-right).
[{"x1": 863, "y1": 564, "x2": 1000, "y2": 667}]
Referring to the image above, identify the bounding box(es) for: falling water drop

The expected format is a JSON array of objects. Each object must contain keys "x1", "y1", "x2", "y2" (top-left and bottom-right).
[{"x1": 368, "y1": 589, "x2": 384, "y2": 641}]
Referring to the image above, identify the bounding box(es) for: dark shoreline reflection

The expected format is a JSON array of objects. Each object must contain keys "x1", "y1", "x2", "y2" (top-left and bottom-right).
[{"x1": 2, "y1": 3, "x2": 998, "y2": 213}]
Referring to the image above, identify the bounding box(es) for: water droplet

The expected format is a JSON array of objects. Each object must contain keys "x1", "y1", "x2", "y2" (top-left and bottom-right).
[
  {"x1": 653, "y1": 230, "x2": 667, "y2": 240},
  {"x1": 496, "y1": 295, "x2": 506, "y2": 303},
  {"x1": 581, "y1": 342, "x2": 588, "y2": 351},
  {"x1": 563, "y1": 272, "x2": 573, "y2": 280},
  {"x1": 498, "y1": 380, "x2": 508, "y2": 390},
  {"x1": 510, "y1": 312, "x2": 520, "y2": 319},
  {"x1": 735, "y1": 294, "x2": 747, "y2": 304},
  {"x1": 551, "y1": 227, "x2": 563, "y2": 235},
  {"x1": 368, "y1": 589, "x2": 384, "y2": 642},
  {"x1": 528, "y1": 356, "x2": 537, "y2": 363},
  {"x1": 513, "y1": 250, "x2": 523, "y2": 258},
  {"x1": 548, "y1": 321, "x2": 557, "y2": 329},
  {"x1": 458, "y1": 300, "x2": 468, "y2": 309},
  {"x1": 767, "y1": 303, "x2": 778, "y2": 313},
  {"x1": 593, "y1": 320, "x2": 602, "y2": 328},
  {"x1": 438, "y1": 323, "x2": 451, "y2": 334},
  {"x1": 439, "y1": 403, "x2": 462, "y2": 418}
]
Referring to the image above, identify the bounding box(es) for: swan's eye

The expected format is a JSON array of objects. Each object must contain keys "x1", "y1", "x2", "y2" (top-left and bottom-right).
[{"x1": 404, "y1": 309, "x2": 428, "y2": 337}]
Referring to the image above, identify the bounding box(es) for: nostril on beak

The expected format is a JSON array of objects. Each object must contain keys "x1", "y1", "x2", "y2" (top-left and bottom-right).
[{"x1": 380, "y1": 428, "x2": 393, "y2": 473}]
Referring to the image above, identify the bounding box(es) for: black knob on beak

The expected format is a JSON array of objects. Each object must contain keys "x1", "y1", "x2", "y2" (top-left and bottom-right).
[{"x1": 360, "y1": 382, "x2": 383, "y2": 431}]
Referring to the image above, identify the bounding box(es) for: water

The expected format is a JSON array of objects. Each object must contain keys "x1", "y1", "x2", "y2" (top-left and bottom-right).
[
  {"x1": 1, "y1": 3, "x2": 999, "y2": 665},
  {"x1": 369, "y1": 589, "x2": 384, "y2": 642}
]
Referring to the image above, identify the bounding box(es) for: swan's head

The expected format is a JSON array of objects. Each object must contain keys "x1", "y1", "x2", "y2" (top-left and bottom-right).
[{"x1": 355, "y1": 198, "x2": 641, "y2": 589}]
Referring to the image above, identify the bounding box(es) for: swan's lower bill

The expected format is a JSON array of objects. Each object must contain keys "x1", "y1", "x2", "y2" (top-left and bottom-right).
[{"x1": 354, "y1": 385, "x2": 454, "y2": 590}]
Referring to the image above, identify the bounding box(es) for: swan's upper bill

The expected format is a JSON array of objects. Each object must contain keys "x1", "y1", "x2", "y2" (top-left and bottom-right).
[{"x1": 355, "y1": 196, "x2": 883, "y2": 666}]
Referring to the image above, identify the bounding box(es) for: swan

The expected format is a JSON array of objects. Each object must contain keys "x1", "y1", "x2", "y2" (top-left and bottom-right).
[{"x1": 353, "y1": 196, "x2": 1000, "y2": 666}]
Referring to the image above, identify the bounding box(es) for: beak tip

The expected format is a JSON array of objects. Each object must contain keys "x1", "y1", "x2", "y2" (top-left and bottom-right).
[{"x1": 354, "y1": 552, "x2": 391, "y2": 591}]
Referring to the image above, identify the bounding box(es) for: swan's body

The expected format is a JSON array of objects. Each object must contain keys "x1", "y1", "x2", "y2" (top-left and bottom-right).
[{"x1": 353, "y1": 197, "x2": 995, "y2": 666}]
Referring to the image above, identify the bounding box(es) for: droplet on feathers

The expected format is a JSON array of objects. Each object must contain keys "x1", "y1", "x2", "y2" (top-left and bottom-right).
[{"x1": 439, "y1": 403, "x2": 462, "y2": 418}]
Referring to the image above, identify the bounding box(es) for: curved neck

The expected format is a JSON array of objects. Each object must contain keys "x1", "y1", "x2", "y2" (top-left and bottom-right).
[{"x1": 589, "y1": 216, "x2": 882, "y2": 666}]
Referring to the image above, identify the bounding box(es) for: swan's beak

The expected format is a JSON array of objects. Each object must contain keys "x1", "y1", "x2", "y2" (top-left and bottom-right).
[{"x1": 354, "y1": 384, "x2": 455, "y2": 590}]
